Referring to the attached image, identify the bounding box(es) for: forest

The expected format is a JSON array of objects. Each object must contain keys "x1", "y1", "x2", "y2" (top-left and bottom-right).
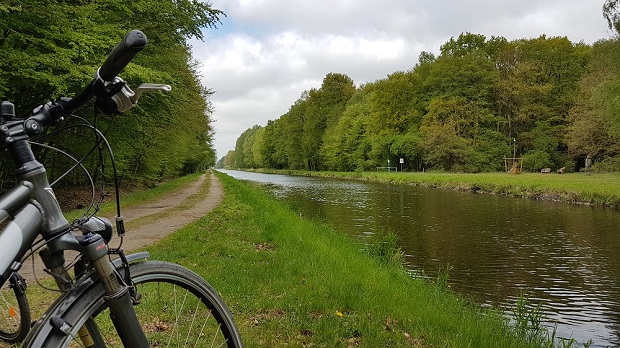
[
  {"x1": 0, "y1": 0, "x2": 222, "y2": 187},
  {"x1": 224, "y1": 12, "x2": 620, "y2": 173}
]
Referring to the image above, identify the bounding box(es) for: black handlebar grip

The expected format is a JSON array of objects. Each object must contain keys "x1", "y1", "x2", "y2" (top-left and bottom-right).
[{"x1": 99, "y1": 30, "x2": 147, "y2": 81}]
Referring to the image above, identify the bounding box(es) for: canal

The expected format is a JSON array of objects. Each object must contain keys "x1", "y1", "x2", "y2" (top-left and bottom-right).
[{"x1": 219, "y1": 170, "x2": 620, "y2": 347}]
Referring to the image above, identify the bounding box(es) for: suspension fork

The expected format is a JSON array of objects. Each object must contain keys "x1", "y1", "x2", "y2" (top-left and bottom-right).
[
  {"x1": 40, "y1": 232, "x2": 149, "y2": 347},
  {"x1": 39, "y1": 246, "x2": 97, "y2": 346}
]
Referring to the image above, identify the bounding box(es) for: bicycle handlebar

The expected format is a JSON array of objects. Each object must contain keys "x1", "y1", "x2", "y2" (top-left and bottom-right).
[
  {"x1": 99, "y1": 30, "x2": 147, "y2": 82},
  {"x1": 63, "y1": 30, "x2": 148, "y2": 116}
]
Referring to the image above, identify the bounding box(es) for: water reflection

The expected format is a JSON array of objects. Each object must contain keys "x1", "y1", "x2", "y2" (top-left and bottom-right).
[{"x1": 219, "y1": 170, "x2": 620, "y2": 346}]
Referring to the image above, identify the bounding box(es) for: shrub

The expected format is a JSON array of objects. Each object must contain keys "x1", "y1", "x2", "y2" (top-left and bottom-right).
[{"x1": 522, "y1": 151, "x2": 553, "y2": 172}]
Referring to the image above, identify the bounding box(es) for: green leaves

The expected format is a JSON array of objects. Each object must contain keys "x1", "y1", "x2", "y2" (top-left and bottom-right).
[
  {"x1": 604, "y1": 0, "x2": 620, "y2": 35},
  {"x1": 228, "y1": 33, "x2": 612, "y2": 173},
  {"x1": 0, "y1": 0, "x2": 223, "y2": 186}
]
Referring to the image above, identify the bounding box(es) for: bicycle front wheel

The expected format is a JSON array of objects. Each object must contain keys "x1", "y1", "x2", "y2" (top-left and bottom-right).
[{"x1": 30, "y1": 260, "x2": 243, "y2": 347}]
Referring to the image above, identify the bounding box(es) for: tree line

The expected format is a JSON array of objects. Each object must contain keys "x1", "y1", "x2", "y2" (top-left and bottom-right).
[
  {"x1": 224, "y1": 16, "x2": 620, "y2": 173},
  {"x1": 0, "y1": 0, "x2": 223, "y2": 187}
]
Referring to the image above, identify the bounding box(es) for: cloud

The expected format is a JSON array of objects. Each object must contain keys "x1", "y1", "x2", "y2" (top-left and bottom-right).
[{"x1": 193, "y1": 0, "x2": 610, "y2": 158}]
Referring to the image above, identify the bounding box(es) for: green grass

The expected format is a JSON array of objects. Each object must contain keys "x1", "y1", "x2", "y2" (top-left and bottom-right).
[
  {"x1": 143, "y1": 171, "x2": 555, "y2": 347},
  {"x1": 258, "y1": 169, "x2": 620, "y2": 208}
]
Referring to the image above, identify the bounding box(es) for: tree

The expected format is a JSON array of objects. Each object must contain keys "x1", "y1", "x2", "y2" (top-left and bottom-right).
[
  {"x1": 493, "y1": 36, "x2": 589, "y2": 168},
  {"x1": 232, "y1": 126, "x2": 254, "y2": 168},
  {"x1": 419, "y1": 47, "x2": 498, "y2": 107},
  {"x1": 252, "y1": 126, "x2": 266, "y2": 168},
  {"x1": 567, "y1": 39, "x2": 620, "y2": 162},
  {"x1": 281, "y1": 92, "x2": 309, "y2": 169},
  {"x1": 223, "y1": 150, "x2": 235, "y2": 169},
  {"x1": 301, "y1": 73, "x2": 355, "y2": 170},
  {"x1": 419, "y1": 97, "x2": 497, "y2": 171},
  {"x1": 366, "y1": 71, "x2": 421, "y2": 136},
  {"x1": 232, "y1": 33, "x2": 601, "y2": 174},
  {"x1": 604, "y1": 0, "x2": 620, "y2": 35},
  {"x1": 440, "y1": 32, "x2": 487, "y2": 57},
  {"x1": 321, "y1": 87, "x2": 373, "y2": 171},
  {"x1": 0, "y1": 0, "x2": 224, "y2": 185},
  {"x1": 258, "y1": 120, "x2": 284, "y2": 169},
  {"x1": 420, "y1": 123, "x2": 472, "y2": 171},
  {"x1": 390, "y1": 130, "x2": 423, "y2": 171}
]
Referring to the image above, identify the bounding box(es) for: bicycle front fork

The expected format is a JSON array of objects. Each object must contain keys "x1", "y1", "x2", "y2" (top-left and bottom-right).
[{"x1": 40, "y1": 231, "x2": 149, "y2": 347}]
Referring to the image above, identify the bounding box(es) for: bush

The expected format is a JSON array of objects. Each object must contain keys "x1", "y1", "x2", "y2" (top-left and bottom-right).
[
  {"x1": 591, "y1": 156, "x2": 620, "y2": 173},
  {"x1": 522, "y1": 151, "x2": 553, "y2": 172}
]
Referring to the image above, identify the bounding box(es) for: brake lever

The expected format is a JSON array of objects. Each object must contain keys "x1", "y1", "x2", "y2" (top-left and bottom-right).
[
  {"x1": 130, "y1": 83, "x2": 172, "y2": 103},
  {"x1": 107, "y1": 78, "x2": 172, "y2": 113}
]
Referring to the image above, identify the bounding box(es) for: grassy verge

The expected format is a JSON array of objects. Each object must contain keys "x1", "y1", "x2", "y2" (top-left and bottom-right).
[
  {"x1": 257, "y1": 169, "x2": 620, "y2": 208},
  {"x1": 143, "y1": 171, "x2": 550, "y2": 347}
]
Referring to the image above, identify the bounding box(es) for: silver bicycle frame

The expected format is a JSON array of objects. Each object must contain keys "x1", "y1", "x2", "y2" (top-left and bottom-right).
[{"x1": 0, "y1": 164, "x2": 70, "y2": 286}]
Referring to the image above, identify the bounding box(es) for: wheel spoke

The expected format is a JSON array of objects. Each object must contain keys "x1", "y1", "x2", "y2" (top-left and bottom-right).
[{"x1": 29, "y1": 261, "x2": 242, "y2": 348}]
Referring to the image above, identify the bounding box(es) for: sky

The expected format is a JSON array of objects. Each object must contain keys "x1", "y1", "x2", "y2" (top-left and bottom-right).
[{"x1": 190, "y1": 0, "x2": 612, "y2": 159}]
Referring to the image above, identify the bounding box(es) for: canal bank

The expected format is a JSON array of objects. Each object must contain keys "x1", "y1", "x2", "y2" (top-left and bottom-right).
[
  {"x1": 146, "y1": 170, "x2": 580, "y2": 347},
  {"x1": 220, "y1": 169, "x2": 617, "y2": 346},
  {"x1": 255, "y1": 170, "x2": 620, "y2": 208}
]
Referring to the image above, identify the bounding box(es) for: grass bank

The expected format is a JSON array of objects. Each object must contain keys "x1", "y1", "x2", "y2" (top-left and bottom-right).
[
  {"x1": 258, "y1": 169, "x2": 620, "y2": 208},
  {"x1": 145, "y1": 171, "x2": 554, "y2": 347}
]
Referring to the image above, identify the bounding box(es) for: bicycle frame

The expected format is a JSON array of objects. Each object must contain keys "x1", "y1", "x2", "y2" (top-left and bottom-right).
[{"x1": 0, "y1": 139, "x2": 69, "y2": 287}]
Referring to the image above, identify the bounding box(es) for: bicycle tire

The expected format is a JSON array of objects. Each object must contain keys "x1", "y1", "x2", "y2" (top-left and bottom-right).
[
  {"x1": 0, "y1": 273, "x2": 30, "y2": 344},
  {"x1": 26, "y1": 260, "x2": 243, "y2": 347}
]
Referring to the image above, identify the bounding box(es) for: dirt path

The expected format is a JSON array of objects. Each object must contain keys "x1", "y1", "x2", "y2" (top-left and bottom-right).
[
  {"x1": 21, "y1": 171, "x2": 224, "y2": 281},
  {"x1": 108, "y1": 171, "x2": 223, "y2": 252}
]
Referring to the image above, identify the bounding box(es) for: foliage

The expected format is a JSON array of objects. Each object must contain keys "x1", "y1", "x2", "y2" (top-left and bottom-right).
[
  {"x1": 512, "y1": 293, "x2": 548, "y2": 345},
  {"x1": 511, "y1": 293, "x2": 592, "y2": 348},
  {"x1": 522, "y1": 150, "x2": 554, "y2": 172},
  {"x1": 232, "y1": 74, "x2": 356, "y2": 171},
  {"x1": 0, "y1": 0, "x2": 223, "y2": 187},
  {"x1": 227, "y1": 32, "x2": 604, "y2": 174},
  {"x1": 604, "y1": 0, "x2": 620, "y2": 35},
  {"x1": 566, "y1": 39, "x2": 620, "y2": 167},
  {"x1": 591, "y1": 156, "x2": 620, "y2": 172}
]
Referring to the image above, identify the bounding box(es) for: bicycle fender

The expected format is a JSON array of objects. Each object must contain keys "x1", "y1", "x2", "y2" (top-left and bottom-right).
[{"x1": 21, "y1": 252, "x2": 150, "y2": 347}]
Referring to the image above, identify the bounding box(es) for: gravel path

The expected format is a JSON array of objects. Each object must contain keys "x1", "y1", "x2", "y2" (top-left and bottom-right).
[{"x1": 20, "y1": 171, "x2": 223, "y2": 281}]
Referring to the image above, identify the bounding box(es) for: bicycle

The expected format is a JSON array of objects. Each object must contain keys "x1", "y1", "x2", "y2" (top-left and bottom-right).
[{"x1": 0, "y1": 30, "x2": 243, "y2": 347}]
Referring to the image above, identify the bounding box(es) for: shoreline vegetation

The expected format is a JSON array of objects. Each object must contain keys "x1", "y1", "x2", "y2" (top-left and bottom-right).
[
  {"x1": 147, "y1": 171, "x2": 585, "y2": 347},
  {"x1": 250, "y1": 169, "x2": 620, "y2": 209}
]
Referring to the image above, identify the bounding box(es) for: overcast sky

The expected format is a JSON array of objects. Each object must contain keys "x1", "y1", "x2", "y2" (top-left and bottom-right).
[{"x1": 190, "y1": 1, "x2": 611, "y2": 159}]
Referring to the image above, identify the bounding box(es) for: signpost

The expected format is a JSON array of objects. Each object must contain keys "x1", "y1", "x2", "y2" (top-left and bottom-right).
[{"x1": 376, "y1": 159, "x2": 399, "y2": 172}]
